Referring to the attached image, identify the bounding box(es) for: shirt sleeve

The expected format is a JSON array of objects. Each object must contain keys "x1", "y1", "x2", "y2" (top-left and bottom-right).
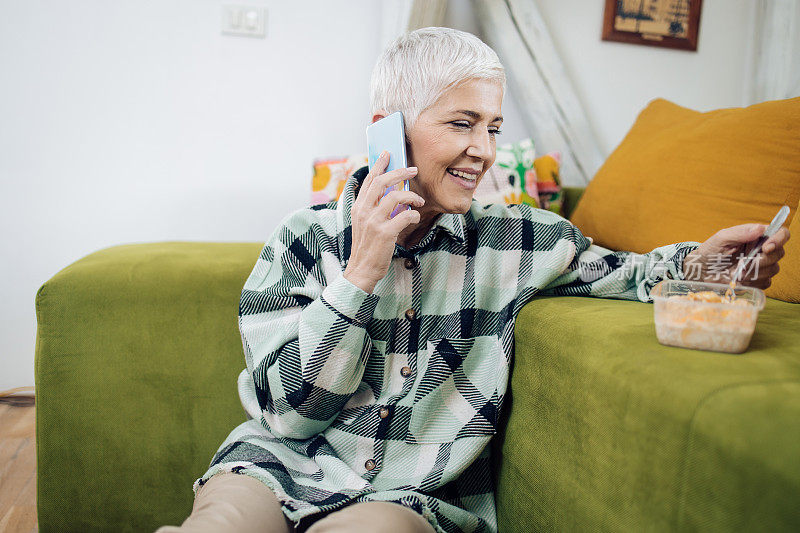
[
  {"x1": 540, "y1": 239, "x2": 700, "y2": 301},
  {"x1": 514, "y1": 205, "x2": 700, "y2": 303},
  {"x1": 236, "y1": 210, "x2": 379, "y2": 440}
]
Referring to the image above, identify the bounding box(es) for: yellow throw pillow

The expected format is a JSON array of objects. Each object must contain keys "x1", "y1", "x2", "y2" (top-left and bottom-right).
[
  {"x1": 569, "y1": 97, "x2": 800, "y2": 302},
  {"x1": 767, "y1": 199, "x2": 800, "y2": 303}
]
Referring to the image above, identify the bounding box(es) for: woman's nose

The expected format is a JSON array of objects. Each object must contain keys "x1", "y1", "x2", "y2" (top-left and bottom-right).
[{"x1": 465, "y1": 131, "x2": 493, "y2": 160}]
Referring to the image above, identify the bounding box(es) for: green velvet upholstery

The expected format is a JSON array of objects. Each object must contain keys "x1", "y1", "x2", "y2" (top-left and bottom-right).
[
  {"x1": 36, "y1": 241, "x2": 799, "y2": 532},
  {"x1": 561, "y1": 186, "x2": 585, "y2": 219},
  {"x1": 496, "y1": 296, "x2": 800, "y2": 531}
]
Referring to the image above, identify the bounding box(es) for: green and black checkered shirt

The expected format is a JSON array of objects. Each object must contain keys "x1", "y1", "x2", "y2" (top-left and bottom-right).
[{"x1": 197, "y1": 167, "x2": 698, "y2": 533}]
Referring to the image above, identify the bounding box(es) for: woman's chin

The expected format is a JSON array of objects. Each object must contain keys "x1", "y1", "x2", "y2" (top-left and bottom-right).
[{"x1": 443, "y1": 198, "x2": 473, "y2": 214}]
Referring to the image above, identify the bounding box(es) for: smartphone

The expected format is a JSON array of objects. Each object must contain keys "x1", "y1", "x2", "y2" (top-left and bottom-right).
[{"x1": 366, "y1": 111, "x2": 411, "y2": 218}]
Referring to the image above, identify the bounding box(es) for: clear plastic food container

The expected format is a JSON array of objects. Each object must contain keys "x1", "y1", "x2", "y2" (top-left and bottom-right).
[{"x1": 650, "y1": 280, "x2": 766, "y2": 354}]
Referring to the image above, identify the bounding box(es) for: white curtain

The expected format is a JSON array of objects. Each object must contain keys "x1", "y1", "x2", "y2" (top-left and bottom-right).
[
  {"x1": 379, "y1": 0, "x2": 448, "y2": 51},
  {"x1": 750, "y1": 0, "x2": 800, "y2": 103},
  {"x1": 473, "y1": 0, "x2": 603, "y2": 186}
]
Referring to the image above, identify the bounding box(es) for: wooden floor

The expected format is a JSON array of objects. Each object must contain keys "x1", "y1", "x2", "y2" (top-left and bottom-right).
[{"x1": 0, "y1": 402, "x2": 37, "y2": 532}]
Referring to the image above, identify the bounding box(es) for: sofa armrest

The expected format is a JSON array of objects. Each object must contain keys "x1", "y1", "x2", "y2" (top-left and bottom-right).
[
  {"x1": 562, "y1": 186, "x2": 585, "y2": 220},
  {"x1": 35, "y1": 241, "x2": 262, "y2": 532}
]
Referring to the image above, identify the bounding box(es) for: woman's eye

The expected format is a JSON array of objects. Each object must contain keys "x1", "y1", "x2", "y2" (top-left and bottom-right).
[{"x1": 450, "y1": 121, "x2": 501, "y2": 136}]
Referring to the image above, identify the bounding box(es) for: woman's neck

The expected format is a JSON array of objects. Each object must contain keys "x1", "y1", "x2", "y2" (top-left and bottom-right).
[{"x1": 397, "y1": 207, "x2": 439, "y2": 249}]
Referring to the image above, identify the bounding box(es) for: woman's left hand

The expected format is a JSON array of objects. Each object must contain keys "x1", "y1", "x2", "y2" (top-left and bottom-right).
[{"x1": 682, "y1": 224, "x2": 791, "y2": 289}]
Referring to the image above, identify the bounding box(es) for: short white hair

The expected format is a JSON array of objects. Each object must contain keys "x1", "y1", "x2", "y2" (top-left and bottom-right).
[{"x1": 370, "y1": 27, "x2": 506, "y2": 127}]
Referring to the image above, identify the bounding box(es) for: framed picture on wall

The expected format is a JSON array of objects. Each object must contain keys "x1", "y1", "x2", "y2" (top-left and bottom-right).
[{"x1": 602, "y1": 0, "x2": 703, "y2": 51}]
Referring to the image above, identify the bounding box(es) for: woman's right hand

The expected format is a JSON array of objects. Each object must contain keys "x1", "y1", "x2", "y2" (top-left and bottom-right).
[{"x1": 343, "y1": 152, "x2": 425, "y2": 294}]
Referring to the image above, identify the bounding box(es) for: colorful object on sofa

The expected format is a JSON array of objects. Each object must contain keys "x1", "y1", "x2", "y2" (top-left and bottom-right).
[
  {"x1": 532, "y1": 151, "x2": 563, "y2": 214},
  {"x1": 311, "y1": 154, "x2": 368, "y2": 205},
  {"x1": 569, "y1": 96, "x2": 800, "y2": 303},
  {"x1": 473, "y1": 164, "x2": 524, "y2": 206},
  {"x1": 472, "y1": 138, "x2": 563, "y2": 214},
  {"x1": 492, "y1": 137, "x2": 537, "y2": 206}
]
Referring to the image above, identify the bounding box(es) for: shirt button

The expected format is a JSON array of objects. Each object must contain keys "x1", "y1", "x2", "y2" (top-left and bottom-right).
[
  {"x1": 400, "y1": 366, "x2": 412, "y2": 377},
  {"x1": 404, "y1": 258, "x2": 416, "y2": 270},
  {"x1": 404, "y1": 308, "x2": 416, "y2": 320},
  {"x1": 364, "y1": 459, "x2": 376, "y2": 471},
  {"x1": 379, "y1": 407, "x2": 390, "y2": 419}
]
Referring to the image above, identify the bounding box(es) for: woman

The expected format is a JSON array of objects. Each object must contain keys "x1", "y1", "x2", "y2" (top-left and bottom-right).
[{"x1": 158, "y1": 27, "x2": 789, "y2": 533}]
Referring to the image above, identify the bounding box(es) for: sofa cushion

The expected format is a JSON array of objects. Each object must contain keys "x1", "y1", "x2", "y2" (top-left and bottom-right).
[
  {"x1": 569, "y1": 97, "x2": 800, "y2": 302},
  {"x1": 311, "y1": 155, "x2": 368, "y2": 205},
  {"x1": 767, "y1": 199, "x2": 800, "y2": 303},
  {"x1": 496, "y1": 296, "x2": 800, "y2": 531}
]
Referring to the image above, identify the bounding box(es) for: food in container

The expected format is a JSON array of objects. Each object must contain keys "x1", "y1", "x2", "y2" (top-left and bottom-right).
[{"x1": 650, "y1": 280, "x2": 766, "y2": 353}]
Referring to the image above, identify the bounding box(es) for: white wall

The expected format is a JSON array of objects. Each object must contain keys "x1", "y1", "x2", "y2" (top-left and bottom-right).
[
  {"x1": 0, "y1": 0, "x2": 757, "y2": 392},
  {"x1": 531, "y1": 0, "x2": 756, "y2": 156},
  {"x1": 0, "y1": 0, "x2": 382, "y2": 392}
]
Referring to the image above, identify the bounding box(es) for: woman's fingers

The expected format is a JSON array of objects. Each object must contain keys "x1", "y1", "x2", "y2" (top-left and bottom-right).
[
  {"x1": 762, "y1": 227, "x2": 791, "y2": 253},
  {"x1": 740, "y1": 260, "x2": 779, "y2": 288},
  {"x1": 386, "y1": 206, "x2": 422, "y2": 233},
  {"x1": 364, "y1": 166, "x2": 418, "y2": 207},
  {"x1": 758, "y1": 246, "x2": 785, "y2": 267},
  {"x1": 357, "y1": 152, "x2": 389, "y2": 203},
  {"x1": 345, "y1": 157, "x2": 425, "y2": 292},
  {"x1": 748, "y1": 278, "x2": 772, "y2": 290},
  {"x1": 745, "y1": 226, "x2": 789, "y2": 285},
  {"x1": 375, "y1": 190, "x2": 425, "y2": 218},
  {"x1": 753, "y1": 267, "x2": 776, "y2": 288},
  {"x1": 712, "y1": 224, "x2": 765, "y2": 249}
]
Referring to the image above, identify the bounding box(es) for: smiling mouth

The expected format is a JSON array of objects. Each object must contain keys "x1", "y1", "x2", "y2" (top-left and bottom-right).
[{"x1": 446, "y1": 168, "x2": 479, "y2": 181}]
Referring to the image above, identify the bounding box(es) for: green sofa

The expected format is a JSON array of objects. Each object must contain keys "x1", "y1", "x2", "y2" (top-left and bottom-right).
[{"x1": 35, "y1": 195, "x2": 800, "y2": 532}]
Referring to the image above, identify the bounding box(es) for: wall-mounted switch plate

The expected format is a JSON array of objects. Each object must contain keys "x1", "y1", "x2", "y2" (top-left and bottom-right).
[{"x1": 222, "y1": 5, "x2": 266, "y2": 38}]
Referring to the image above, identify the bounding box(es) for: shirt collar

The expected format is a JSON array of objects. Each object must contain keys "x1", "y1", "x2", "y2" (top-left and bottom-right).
[{"x1": 429, "y1": 210, "x2": 466, "y2": 245}]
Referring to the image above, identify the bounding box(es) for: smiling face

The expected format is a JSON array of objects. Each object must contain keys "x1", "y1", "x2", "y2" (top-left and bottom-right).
[{"x1": 404, "y1": 78, "x2": 504, "y2": 218}]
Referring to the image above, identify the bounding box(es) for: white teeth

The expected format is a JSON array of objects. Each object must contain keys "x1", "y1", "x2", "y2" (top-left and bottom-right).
[{"x1": 448, "y1": 169, "x2": 477, "y2": 180}]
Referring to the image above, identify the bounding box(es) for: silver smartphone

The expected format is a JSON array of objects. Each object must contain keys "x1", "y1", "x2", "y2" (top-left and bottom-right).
[{"x1": 366, "y1": 111, "x2": 410, "y2": 218}]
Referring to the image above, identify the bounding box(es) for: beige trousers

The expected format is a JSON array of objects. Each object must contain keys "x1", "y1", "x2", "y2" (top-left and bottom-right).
[{"x1": 155, "y1": 473, "x2": 436, "y2": 533}]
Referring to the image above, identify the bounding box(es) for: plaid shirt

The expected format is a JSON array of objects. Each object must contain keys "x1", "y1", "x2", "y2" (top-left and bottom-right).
[{"x1": 196, "y1": 167, "x2": 698, "y2": 533}]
